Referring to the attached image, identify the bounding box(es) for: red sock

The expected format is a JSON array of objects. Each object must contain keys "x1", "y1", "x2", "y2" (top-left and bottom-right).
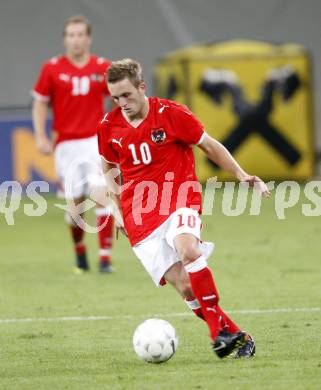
[
  {"x1": 69, "y1": 225, "x2": 86, "y2": 254},
  {"x1": 185, "y1": 297, "x2": 205, "y2": 321},
  {"x1": 97, "y1": 211, "x2": 113, "y2": 264},
  {"x1": 216, "y1": 306, "x2": 240, "y2": 333},
  {"x1": 186, "y1": 257, "x2": 223, "y2": 341}
]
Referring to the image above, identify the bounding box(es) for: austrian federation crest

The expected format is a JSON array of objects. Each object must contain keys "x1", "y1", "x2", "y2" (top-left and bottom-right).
[{"x1": 151, "y1": 128, "x2": 166, "y2": 143}]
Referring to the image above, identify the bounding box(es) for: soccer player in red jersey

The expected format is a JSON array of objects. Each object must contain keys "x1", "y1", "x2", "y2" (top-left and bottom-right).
[
  {"x1": 32, "y1": 16, "x2": 114, "y2": 273},
  {"x1": 97, "y1": 59, "x2": 271, "y2": 358}
]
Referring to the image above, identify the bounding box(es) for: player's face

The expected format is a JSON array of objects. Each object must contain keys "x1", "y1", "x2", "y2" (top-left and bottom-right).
[
  {"x1": 64, "y1": 23, "x2": 92, "y2": 57},
  {"x1": 108, "y1": 78, "x2": 147, "y2": 119}
]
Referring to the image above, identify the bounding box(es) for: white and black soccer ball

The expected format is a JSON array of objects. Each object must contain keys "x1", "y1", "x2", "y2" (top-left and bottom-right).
[{"x1": 133, "y1": 318, "x2": 178, "y2": 363}]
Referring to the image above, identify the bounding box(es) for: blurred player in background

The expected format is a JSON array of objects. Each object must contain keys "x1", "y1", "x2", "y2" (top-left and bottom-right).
[
  {"x1": 32, "y1": 15, "x2": 114, "y2": 273},
  {"x1": 98, "y1": 58, "x2": 271, "y2": 358}
]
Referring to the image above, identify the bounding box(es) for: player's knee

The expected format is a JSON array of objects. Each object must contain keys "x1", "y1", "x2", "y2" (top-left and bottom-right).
[{"x1": 179, "y1": 245, "x2": 201, "y2": 265}]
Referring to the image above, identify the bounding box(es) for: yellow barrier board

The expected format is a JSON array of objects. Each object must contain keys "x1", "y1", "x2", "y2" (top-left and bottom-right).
[{"x1": 154, "y1": 41, "x2": 314, "y2": 181}]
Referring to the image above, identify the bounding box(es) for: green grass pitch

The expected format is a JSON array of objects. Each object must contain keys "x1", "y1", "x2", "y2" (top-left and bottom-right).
[{"x1": 0, "y1": 189, "x2": 320, "y2": 389}]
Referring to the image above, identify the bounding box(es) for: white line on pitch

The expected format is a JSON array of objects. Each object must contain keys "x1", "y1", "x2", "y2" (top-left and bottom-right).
[{"x1": 0, "y1": 307, "x2": 319, "y2": 325}]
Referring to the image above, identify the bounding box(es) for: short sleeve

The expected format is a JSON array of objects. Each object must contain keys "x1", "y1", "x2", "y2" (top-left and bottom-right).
[
  {"x1": 97, "y1": 117, "x2": 120, "y2": 164},
  {"x1": 31, "y1": 62, "x2": 53, "y2": 101},
  {"x1": 170, "y1": 105, "x2": 205, "y2": 145}
]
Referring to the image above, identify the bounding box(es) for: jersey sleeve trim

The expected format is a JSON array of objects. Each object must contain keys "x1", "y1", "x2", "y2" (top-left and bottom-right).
[
  {"x1": 100, "y1": 154, "x2": 119, "y2": 165},
  {"x1": 195, "y1": 132, "x2": 206, "y2": 145},
  {"x1": 31, "y1": 90, "x2": 50, "y2": 102}
]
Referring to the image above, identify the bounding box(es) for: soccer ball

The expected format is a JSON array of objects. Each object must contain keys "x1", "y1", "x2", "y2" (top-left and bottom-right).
[{"x1": 133, "y1": 318, "x2": 178, "y2": 363}]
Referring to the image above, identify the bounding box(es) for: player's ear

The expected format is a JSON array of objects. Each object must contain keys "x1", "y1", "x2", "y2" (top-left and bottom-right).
[{"x1": 138, "y1": 82, "x2": 147, "y2": 93}]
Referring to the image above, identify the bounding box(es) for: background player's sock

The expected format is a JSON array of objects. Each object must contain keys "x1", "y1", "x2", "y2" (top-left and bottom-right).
[
  {"x1": 185, "y1": 256, "x2": 223, "y2": 341},
  {"x1": 185, "y1": 297, "x2": 205, "y2": 320},
  {"x1": 69, "y1": 224, "x2": 88, "y2": 269},
  {"x1": 96, "y1": 209, "x2": 114, "y2": 266}
]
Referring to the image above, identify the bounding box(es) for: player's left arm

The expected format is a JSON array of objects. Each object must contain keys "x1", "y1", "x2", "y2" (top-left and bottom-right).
[{"x1": 198, "y1": 133, "x2": 271, "y2": 198}]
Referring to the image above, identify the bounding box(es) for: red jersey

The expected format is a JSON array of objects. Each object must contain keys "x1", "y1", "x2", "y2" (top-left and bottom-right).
[
  {"x1": 97, "y1": 97, "x2": 205, "y2": 246},
  {"x1": 32, "y1": 55, "x2": 110, "y2": 143}
]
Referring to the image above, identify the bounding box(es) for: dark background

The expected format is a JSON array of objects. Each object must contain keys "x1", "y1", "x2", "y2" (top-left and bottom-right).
[{"x1": 1, "y1": 0, "x2": 320, "y2": 150}]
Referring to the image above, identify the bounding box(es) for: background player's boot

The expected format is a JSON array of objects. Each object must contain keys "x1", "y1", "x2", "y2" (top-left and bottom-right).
[
  {"x1": 99, "y1": 260, "x2": 114, "y2": 273},
  {"x1": 234, "y1": 333, "x2": 256, "y2": 358},
  {"x1": 74, "y1": 253, "x2": 89, "y2": 273},
  {"x1": 213, "y1": 330, "x2": 247, "y2": 358}
]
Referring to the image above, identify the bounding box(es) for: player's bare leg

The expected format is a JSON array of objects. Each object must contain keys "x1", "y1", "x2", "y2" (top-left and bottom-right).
[
  {"x1": 164, "y1": 262, "x2": 204, "y2": 320},
  {"x1": 174, "y1": 233, "x2": 249, "y2": 358}
]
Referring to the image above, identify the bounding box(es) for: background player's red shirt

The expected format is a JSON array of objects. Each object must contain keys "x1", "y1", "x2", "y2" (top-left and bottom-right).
[
  {"x1": 97, "y1": 97, "x2": 205, "y2": 246},
  {"x1": 32, "y1": 55, "x2": 110, "y2": 143}
]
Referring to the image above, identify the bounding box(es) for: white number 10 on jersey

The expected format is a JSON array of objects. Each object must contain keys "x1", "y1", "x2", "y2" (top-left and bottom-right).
[
  {"x1": 71, "y1": 76, "x2": 90, "y2": 96},
  {"x1": 128, "y1": 143, "x2": 152, "y2": 165}
]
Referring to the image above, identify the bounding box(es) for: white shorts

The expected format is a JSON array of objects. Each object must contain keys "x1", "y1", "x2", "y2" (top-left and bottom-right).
[
  {"x1": 55, "y1": 136, "x2": 106, "y2": 199},
  {"x1": 133, "y1": 208, "x2": 214, "y2": 287}
]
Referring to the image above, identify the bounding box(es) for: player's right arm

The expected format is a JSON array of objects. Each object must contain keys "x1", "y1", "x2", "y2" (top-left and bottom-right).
[
  {"x1": 97, "y1": 112, "x2": 127, "y2": 235},
  {"x1": 32, "y1": 99, "x2": 53, "y2": 154},
  {"x1": 101, "y1": 157, "x2": 127, "y2": 236}
]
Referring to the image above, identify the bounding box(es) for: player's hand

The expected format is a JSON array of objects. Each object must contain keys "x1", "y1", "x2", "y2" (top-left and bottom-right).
[
  {"x1": 115, "y1": 220, "x2": 128, "y2": 239},
  {"x1": 242, "y1": 175, "x2": 271, "y2": 198},
  {"x1": 35, "y1": 135, "x2": 53, "y2": 154},
  {"x1": 113, "y1": 209, "x2": 127, "y2": 239}
]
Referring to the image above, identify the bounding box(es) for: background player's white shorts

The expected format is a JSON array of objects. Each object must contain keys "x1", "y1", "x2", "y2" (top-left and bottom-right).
[
  {"x1": 55, "y1": 135, "x2": 106, "y2": 199},
  {"x1": 133, "y1": 208, "x2": 214, "y2": 287}
]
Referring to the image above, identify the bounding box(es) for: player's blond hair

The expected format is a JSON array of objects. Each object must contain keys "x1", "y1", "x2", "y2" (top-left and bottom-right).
[
  {"x1": 107, "y1": 59, "x2": 144, "y2": 87},
  {"x1": 63, "y1": 15, "x2": 92, "y2": 36}
]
